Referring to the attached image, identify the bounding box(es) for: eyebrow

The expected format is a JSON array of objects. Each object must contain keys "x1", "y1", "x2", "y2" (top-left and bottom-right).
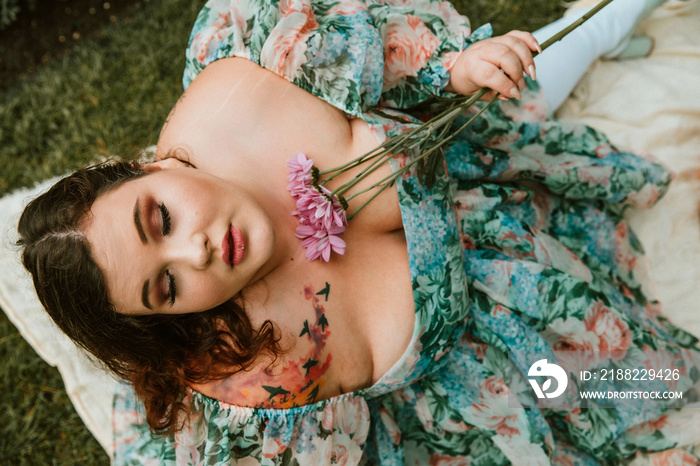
[
  {"x1": 142, "y1": 280, "x2": 153, "y2": 311},
  {"x1": 134, "y1": 198, "x2": 152, "y2": 310},
  {"x1": 133, "y1": 198, "x2": 148, "y2": 244}
]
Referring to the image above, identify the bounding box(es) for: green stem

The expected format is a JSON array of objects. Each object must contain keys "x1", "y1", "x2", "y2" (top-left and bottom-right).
[
  {"x1": 320, "y1": 89, "x2": 486, "y2": 181},
  {"x1": 348, "y1": 144, "x2": 434, "y2": 201},
  {"x1": 347, "y1": 180, "x2": 394, "y2": 221},
  {"x1": 321, "y1": 124, "x2": 424, "y2": 184},
  {"x1": 344, "y1": 174, "x2": 392, "y2": 202},
  {"x1": 332, "y1": 151, "x2": 396, "y2": 197},
  {"x1": 329, "y1": 135, "x2": 418, "y2": 196},
  {"x1": 318, "y1": 143, "x2": 387, "y2": 177},
  {"x1": 536, "y1": 0, "x2": 616, "y2": 55},
  {"x1": 324, "y1": 0, "x2": 617, "y2": 219},
  {"x1": 424, "y1": 94, "x2": 500, "y2": 156},
  {"x1": 329, "y1": 91, "x2": 486, "y2": 195},
  {"x1": 343, "y1": 151, "x2": 434, "y2": 220},
  {"x1": 320, "y1": 148, "x2": 385, "y2": 183},
  {"x1": 346, "y1": 94, "x2": 499, "y2": 217}
]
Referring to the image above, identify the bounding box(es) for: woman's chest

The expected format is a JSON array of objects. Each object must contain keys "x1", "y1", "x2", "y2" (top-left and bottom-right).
[
  {"x1": 192, "y1": 230, "x2": 415, "y2": 408},
  {"x1": 302, "y1": 229, "x2": 416, "y2": 393},
  {"x1": 161, "y1": 59, "x2": 418, "y2": 405}
]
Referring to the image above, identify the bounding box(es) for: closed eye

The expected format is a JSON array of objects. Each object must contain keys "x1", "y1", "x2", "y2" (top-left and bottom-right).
[
  {"x1": 158, "y1": 202, "x2": 171, "y2": 235},
  {"x1": 166, "y1": 271, "x2": 176, "y2": 307}
]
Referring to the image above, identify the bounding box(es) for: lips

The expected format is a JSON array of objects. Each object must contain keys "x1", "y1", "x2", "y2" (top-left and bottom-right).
[{"x1": 222, "y1": 224, "x2": 245, "y2": 267}]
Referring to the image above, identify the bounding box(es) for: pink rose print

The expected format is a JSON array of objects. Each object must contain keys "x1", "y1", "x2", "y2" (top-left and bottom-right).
[
  {"x1": 330, "y1": 444, "x2": 350, "y2": 465},
  {"x1": 578, "y1": 166, "x2": 613, "y2": 188},
  {"x1": 196, "y1": 41, "x2": 211, "y2": 63},
  {"x1": 649, "y1": 449, "x2": 700, "y2": 466},
  {"x1": 469, "y1": 376, "x2": 521, "y2": 437},
  {"x1": 625, "y1": 183, "x2": 661, "y2": 209},
  {"x1": 627, "y1": 414, "x2": 669, "y2": 437},
  {"x1": 383, "y1": 14, "x2": 439, "y2": 90},
  {"x1": 440, "y1": 50, "x2": 461, "y2": 72},
  {"x1": 379, "y1": 406, "x2": 402, "y2": 445},
  {"x1": 550, "y1": 450, "x2": 577, "y2": 466},
  {"x1": 486, "y1": 133, "x2": 520, "y2": 150},
  {"x1": 279, "y1": 0, "x2": 319, "y2": 35},
  {"x1": 260, "y1": 0, "x2": 319, "y2": 80},
  {"x1": 429, "y1": 453, "x2": 469, "y2": 465},
  {"x1": 414, "y1": 393, "x2": 435, "y2": 430},
  {"x1": 584, "y1": 301, "x2": 632, "y2": 359},
  {"x1": 642, "y1": 345, "x2": 691, "y2": 391},
  {"x1": 322, "y1": 404, "x2": 335, "y2": 431},
  {"x1": 112, "y1": 407, "x2": 140, "y2": 434},
  {"x1": 546, "y1": 317, "x2": 600, "y2": 372},
  {"x1": 261, "y1": 437, "x2": 288, "y2": 460},
  {"x1": 327, "y1": 0, "x2": 365, "y2": 16},
  {"x1": 564, "y1": 406, "x2": 592, "y2": 431},
  {"x1": 521, "y1": 101, "x2": 549, "y2": 122},
  {"x1": 613, "y1": 222, "x2": 637, "y2": 274},
  {"x1": 594, "y1": 145, "x2": 613, "y2": 158}
]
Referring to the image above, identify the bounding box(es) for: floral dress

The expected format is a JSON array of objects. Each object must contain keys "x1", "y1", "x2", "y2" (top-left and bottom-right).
[{"x1": 112, "y1": 0, "x2": 700, "y2": 464}]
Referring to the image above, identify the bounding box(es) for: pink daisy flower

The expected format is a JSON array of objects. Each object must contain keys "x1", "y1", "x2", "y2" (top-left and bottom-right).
[{"x1": 287, "y1": 153, "x2": 347, "y2": 262}]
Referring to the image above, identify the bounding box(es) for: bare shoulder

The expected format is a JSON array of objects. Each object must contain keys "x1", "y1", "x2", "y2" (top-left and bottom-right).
[
  {"x1": 154, "y1": 57, "x2": 402, "y2": 230},
  {"x1": 155, "y1": 58, "x2": 355, "y2": 173}
]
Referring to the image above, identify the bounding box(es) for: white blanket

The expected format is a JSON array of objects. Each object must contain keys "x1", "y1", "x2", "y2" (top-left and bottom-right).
[
  {"x1": 0, "y1": 178, "x2": 117, "y2": 455},
  {"x1": 558, "y1": 0, "x2": 700, "y2": 335},
  {"x1": 1, "y1": 0, "x2": 698, "y2": 459}
]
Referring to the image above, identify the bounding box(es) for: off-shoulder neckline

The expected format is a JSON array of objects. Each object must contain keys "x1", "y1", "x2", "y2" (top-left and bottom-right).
[{"x1": 189, "y1": 328, "x2": 419, "y2": 415}]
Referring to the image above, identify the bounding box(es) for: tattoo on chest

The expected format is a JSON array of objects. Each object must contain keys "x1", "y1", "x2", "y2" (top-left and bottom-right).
[{"x1": 229, "y1": 282, "x2": 333, "y2": 408}]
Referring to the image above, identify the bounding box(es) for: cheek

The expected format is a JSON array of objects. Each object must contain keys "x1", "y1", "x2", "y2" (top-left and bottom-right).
[{"x1": 188, "y1": 273, "x2": 236, "y2": 311}]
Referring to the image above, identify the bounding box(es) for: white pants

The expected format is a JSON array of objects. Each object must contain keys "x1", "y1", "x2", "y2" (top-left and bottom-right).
[{"x1": 533, "y1": 0, "x2": 649, "y2": 110}]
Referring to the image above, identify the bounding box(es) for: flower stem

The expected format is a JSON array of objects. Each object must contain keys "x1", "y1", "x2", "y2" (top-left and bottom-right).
[
  {"x1": 332, "y1": 151, "x2": 396, "y2": 197},
  {"x1": 347, "y1": 180, "x2": 394, "y2": 221},
  {"x1": 318, "y1": 145, "x2": 385, "y2": 178},
  {"x1": 536, "y1": 0, "x2": 616, "y2": 56},
  {"x1": 325, "y1": 0, "x2": 617, "y2": 218}
]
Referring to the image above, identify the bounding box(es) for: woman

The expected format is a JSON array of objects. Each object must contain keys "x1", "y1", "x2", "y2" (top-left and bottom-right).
[{"x1": 18, "y1": 0, "x2": 700, "y2": 463}]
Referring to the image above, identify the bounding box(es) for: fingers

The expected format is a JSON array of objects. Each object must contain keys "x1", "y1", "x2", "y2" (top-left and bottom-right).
[
  {"x1": 501, "y1": 31, "x2": 540, "y2": 81},
  {"x1": 481, "y1": 90, "x2": 501, "y2": 102},
  {"x1": 475, "y1": 57, "x2": 523, "y2": 100},
  {"x1": 447, "y1": 31, "x2": 542, "y2": 101},
  {"x1": 505, "y1": 30, "x2": 542, "y2": 55},
  {"x1": 464, "y1": 42, "x2": 525, "y2": 100}
]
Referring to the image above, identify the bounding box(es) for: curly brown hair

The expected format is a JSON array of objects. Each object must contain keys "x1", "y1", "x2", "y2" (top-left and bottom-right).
[{"x1": 16, "y1": 160, "x2": 282, "y2": 433}]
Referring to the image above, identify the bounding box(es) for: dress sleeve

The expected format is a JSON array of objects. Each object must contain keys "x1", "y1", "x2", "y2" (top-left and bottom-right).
[
  {"x1": 366, "y1": 0, "x2": 491, "y2": 108},
  {"x1": 112, "y1": 382, "x2": 372, "y2": 466},
  {"x1": 183, "y1": 0, "x2": 491, "y2": 117}
]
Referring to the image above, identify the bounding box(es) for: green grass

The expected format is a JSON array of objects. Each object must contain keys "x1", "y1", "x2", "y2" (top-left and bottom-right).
[
  {"x1": 0, "y1": 0, "x2": 565, "y2": 463},
  {"x1": 0, "y1": 0, "x2": 207, "y2": 195}
]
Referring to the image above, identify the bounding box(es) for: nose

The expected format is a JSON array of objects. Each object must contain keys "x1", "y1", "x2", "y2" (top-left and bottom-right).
[{"x1": 170, "y1": 231, "x2": 211, "y2": 269}]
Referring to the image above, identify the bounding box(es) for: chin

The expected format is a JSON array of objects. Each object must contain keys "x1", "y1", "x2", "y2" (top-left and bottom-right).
[{"x1": 249, "y1": 219, "x2": 276, "y2": 268}]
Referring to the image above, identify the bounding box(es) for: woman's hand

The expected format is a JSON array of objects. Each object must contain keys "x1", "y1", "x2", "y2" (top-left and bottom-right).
[{"x1": 445, "y1": 31, "x2": 542, "y2": 101}]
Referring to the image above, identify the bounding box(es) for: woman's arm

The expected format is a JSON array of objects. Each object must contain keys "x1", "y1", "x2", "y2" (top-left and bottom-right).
[
  {"x1": 368, "y1": 0, "x2": 540, "y2": 106},
  {"x1": 181, "y1": 0, "x2": 535, "y2": 116}
]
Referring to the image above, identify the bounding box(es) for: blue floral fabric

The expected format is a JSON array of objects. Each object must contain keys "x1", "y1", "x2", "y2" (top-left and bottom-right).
[{"x1": 113, "y1": 0, "x2": 700, "y2": 464}]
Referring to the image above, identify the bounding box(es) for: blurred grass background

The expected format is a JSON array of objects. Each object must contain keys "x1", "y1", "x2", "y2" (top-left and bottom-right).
[{"x1": 0, "y1": 0, "x2": 565, "y2": 463}]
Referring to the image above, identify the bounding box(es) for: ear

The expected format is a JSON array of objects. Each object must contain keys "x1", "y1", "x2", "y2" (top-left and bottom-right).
[{"x1": 143, "y1": 158, "x2": 191, "y2": 172}]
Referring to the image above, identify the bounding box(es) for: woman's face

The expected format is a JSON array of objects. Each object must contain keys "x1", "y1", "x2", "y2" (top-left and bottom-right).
[{"x1": 83, "y1": 166, "x2": 276, "y2": 315}]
